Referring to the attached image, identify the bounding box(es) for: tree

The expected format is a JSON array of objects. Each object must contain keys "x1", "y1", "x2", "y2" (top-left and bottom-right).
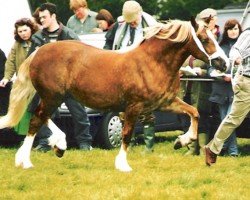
[
  {"x1": 27, "y1": 0, "x2": 172, "y2": 24},
  {"x1": 28, "y1": 0, "x2": 249, "y2": 24}
]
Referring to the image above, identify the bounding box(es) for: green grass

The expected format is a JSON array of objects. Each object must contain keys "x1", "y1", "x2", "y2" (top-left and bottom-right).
[{"x1": 0, "y1": 131, "x2": 249, "y2": 200}]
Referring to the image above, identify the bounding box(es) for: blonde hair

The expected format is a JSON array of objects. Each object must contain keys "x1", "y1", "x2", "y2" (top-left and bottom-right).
[
  {"x1": 69, "y1": 0, "x2": 88, "y2": 10},
  {"x1": 144, "y1": 20, "x2": 191, "y2": 43}
]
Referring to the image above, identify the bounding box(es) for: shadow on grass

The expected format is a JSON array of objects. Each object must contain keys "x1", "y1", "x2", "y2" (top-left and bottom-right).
[
  {"x1": 1, "y1": 128, "x2": 249, "y2": 156},
  {"x1": 133, "y1": 131, "x2": 181, "y2": 146},
  {"x1": 0, "y1": 128, "x2": 24, "y2": 148}
]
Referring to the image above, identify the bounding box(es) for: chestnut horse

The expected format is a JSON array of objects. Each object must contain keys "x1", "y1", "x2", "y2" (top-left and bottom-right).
[{"x1": 0, "y1": 18, "x2": 228, "y2": 171}]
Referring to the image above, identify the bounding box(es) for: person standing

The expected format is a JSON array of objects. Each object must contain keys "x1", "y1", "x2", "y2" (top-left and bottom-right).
[
  {"x1": 104, "y1": 0, "x2": 157, "y2": 152},
  {"x1": 0, "y1": 18, "x2": 37, "y2": 133},
  {"x1": 0, "y1": 48, "x2": 9, "y2": 115},
  {"x1": 182, "y1": 8, "x2": 221, "y2": 156},
  {"x1": 209, "y1": 19, "x2": 242, "y2": 157},
  {"x1": 66, "y1": 0, "x2": 98, "y2": 35},
  {"x1": 92, "y1": 9, "x2": 115, "y2": 33},
  {"x1": 29, "y1": 3, "x2": 92, "y2": 151},
  {"x1": 205, "y1": 26, "x2": 250, "y2": 166}
]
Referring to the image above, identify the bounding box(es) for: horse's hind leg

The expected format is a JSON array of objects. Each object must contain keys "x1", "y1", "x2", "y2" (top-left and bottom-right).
[
  {"x1": 115, "y1": 107, "x2": 139, "y2": 172},
  {"x1": 160, "y1": 97, "x2": 199, "y2": 149},
  {"x1": 47, "y1": 119, "x2": 67, "y2": 157},
  {"x1": 15, "y1": 99, "x2": 66, "y2": 168},
  {"x1": 15, "y1": 112, "x2": 44, "y2": 169}
]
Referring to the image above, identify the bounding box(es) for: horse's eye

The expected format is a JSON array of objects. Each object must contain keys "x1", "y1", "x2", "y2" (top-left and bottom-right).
[{"x1": 200, "y1": 38, "x2": 208, "y2": 44}]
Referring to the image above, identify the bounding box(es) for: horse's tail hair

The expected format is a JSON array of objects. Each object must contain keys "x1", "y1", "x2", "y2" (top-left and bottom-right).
[{"x1": 0, "y1": 51, "x2": 37, "y2": 129}]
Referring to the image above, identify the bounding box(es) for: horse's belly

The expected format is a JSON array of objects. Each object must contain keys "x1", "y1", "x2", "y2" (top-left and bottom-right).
[{"x1": 73, "y1": 89, "x2": 126, "y2": 111}]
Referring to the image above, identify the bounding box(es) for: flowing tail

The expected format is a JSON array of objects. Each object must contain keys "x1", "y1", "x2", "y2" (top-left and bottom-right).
[{"x1": 0, "y1": 51, "x2": 37, "y2": 129}]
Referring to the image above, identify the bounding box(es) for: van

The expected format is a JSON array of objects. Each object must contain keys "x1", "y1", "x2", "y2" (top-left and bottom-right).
[{"x1": 217, "y1": 3, "x2": 250, "y2": 30}]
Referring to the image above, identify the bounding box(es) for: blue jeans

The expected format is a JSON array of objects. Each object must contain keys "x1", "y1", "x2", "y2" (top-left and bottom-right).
[
  {"x1": 36, "y1": 96, "x2": 92, "y2": 148},
  {"x1": 218, "y1": 103, "x2": 238, "y2": 155}
]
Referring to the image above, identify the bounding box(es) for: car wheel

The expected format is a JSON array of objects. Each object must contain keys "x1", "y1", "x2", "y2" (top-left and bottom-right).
[{"x1": 98, "y1": 112, "x2": 123, "y2": 149}]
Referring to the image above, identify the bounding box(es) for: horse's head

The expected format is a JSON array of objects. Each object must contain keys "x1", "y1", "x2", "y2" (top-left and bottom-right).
[{"x1": 189, "y1": 17, "x2": 229, "y2": 72}]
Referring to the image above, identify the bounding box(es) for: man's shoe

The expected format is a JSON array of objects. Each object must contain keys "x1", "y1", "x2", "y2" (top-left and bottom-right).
[
  {"x1": 229, "y1": 153, "x2": 239, "y2": 157},
  {"x1": 34, "y1": 144, "x2": 51, "y2": 153},
  {"x1": 78, "y1": 144, "x2": 93, "y2": 151},
  {"x1": 204, "y1": 146, "x2": 217, "y2": 166},
  {"x1": 219, "y1": 148, "x2": 227, "y2": 156}
]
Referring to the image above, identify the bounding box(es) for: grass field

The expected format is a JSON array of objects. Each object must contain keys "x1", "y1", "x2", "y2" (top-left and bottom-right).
[{"x1": 0, "y1": 131, "x2": 249, "y2": 200}]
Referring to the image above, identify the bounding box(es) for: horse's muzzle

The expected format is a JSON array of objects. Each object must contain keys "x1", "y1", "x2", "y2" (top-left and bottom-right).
[{"x1": 211, "y1": 57, "x2": 227, "y2": 72}]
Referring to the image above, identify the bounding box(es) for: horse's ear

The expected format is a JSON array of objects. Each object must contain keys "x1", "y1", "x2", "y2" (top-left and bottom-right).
[
  {"x1": 204, "y1": 15, "x2": 212, "y2": 25},
  {"x1": 190, "y1": 16, "x2": 199, "y2": 32}
]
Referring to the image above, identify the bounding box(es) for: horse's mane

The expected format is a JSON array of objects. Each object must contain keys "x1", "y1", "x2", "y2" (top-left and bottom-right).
[
  {"x1": 144, "y1": 20, "x2": 192, "y2": 43},
  {"x1": 116, "y1": 20, "x2": 192, "y2": 54}
]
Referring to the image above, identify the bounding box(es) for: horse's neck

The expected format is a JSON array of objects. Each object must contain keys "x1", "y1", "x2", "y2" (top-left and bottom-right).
[
  {"x1": 142, "y1": 38, "x2": 187, "y2": 73},
  {"x1": 116, "y1": 38, "x2": 145, "y2": 54}
]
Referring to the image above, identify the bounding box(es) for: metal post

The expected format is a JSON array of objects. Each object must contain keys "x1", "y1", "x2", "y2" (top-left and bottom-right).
[{"x1": 240, "y1": 0, "x2": 250, "y2": 26}]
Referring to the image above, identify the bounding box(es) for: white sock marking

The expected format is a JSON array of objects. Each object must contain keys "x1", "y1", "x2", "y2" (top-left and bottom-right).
[
  {"x1": 115, "y1": 146, "x2": 132, "y2": 172},
  {"x1": 47, "y1": 119, "x2": 67, "y2": 150},
  {"x1": 15, "y1": 135, "x2": 35, "y2": 169}
]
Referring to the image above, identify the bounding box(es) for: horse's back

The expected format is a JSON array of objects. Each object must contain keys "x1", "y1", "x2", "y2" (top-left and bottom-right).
[
  {"x1": 29, "y1": 41, "x2": 130, "y2": 109},
  {"x1": 31, "y1": 40, "x2": 104, "y2": 77}
]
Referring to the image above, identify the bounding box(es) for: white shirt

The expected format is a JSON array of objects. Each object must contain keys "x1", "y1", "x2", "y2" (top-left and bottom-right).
[{"x1": 120, "y1": 23, "x2": 144, "y2": 50}]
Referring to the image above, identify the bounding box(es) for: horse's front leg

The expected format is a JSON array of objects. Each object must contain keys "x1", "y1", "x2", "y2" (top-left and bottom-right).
[
  {"x1": 15, "y1": 112, "x2": 44, "y2": 169},
  {"x1": 160, "y1": 97, "x2": 199, "y2": 149},
  {"x1": 115, "y1": 110, "x2": 139, "y2": 172}
]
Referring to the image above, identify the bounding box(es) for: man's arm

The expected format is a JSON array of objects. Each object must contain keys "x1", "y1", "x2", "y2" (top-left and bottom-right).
[
  {"x1": 27, "y1": 33, "x2": 45, "y2": 57},
  {"x1": 64, "y1": 27, "x2": 80, "y2": 41}
]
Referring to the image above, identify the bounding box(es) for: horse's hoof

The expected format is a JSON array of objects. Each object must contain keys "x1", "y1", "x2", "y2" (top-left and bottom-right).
[
  {"x1": 115, "y1": 165, "x2": 133, "y2": 172},
  {"x1": 54, "y1": 146, "x2": 65, "y2": 158},
  {"x1": 115, "y1": 156, "x2": 132, "y2": 172},
  {"x1": 173, "y1": 138, "x2": 182, "y2": 150},
  {"x1": 15, "y1": 161, "x2": 34, "y2": 169}
]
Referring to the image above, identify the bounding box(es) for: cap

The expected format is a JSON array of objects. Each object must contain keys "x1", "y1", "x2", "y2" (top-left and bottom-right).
[
  {"x1": 198, "y1": 8, "x2": 217, "y2": 19},
  {"x1": 122, "y1": 1, "x2": 142, "y2": 23}
]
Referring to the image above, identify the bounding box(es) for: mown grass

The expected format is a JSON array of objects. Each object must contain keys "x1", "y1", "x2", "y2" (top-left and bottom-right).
[{"x1": 0, "y1": 131, "x2": 249, "y2": 200}]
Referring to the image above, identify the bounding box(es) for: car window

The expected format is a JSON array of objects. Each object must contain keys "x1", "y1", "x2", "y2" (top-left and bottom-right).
[{"x1": 217, "y1": 7, "x2": 250, "y2": 30}]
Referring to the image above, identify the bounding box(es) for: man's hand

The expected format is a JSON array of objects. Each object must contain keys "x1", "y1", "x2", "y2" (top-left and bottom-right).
[
  {"x1": 193, "y1": 67, "x2": 202, "y2": 76},
  {"x1": 0, "y1": 78, "x2": 9, "y2": 87},
  {"x1": 234, "y1": 57, "x2": 242, "y2": 65},
  {"x1": 223, "y1": 74, "x2": 232, "y2": 82},
  {"x1": 179, "y1": 70, "x2": 184, "y2": 77}
]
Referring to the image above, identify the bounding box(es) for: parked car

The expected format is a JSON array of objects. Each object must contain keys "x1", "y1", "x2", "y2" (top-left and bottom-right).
[
  {"x1": 55, "y1": 31, "x2": 250, "y2": 149},
  {"x1": 56, "y1": 105, "x2": 183, "y2": 149},
  {"x1": 59, "y1": 3, "x2": 250, "y2": 149},
  {"x1": 217, "y1": 2, "x2": 250, "y2": 30}
]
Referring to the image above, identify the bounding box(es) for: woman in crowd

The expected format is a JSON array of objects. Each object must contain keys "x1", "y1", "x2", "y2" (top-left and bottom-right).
[
  {"x1": 0, "y1": 18, "x2": 37, "y2": 135},
  {"x1": 209, "y1": 19, "x2": 242, "y2": 156},
  {"x1": 92, "y1": 9, "x2": 114, "y2": 32},
  {"x1": 0, "y1": 48, "x2": 9, "y2": 115}
]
